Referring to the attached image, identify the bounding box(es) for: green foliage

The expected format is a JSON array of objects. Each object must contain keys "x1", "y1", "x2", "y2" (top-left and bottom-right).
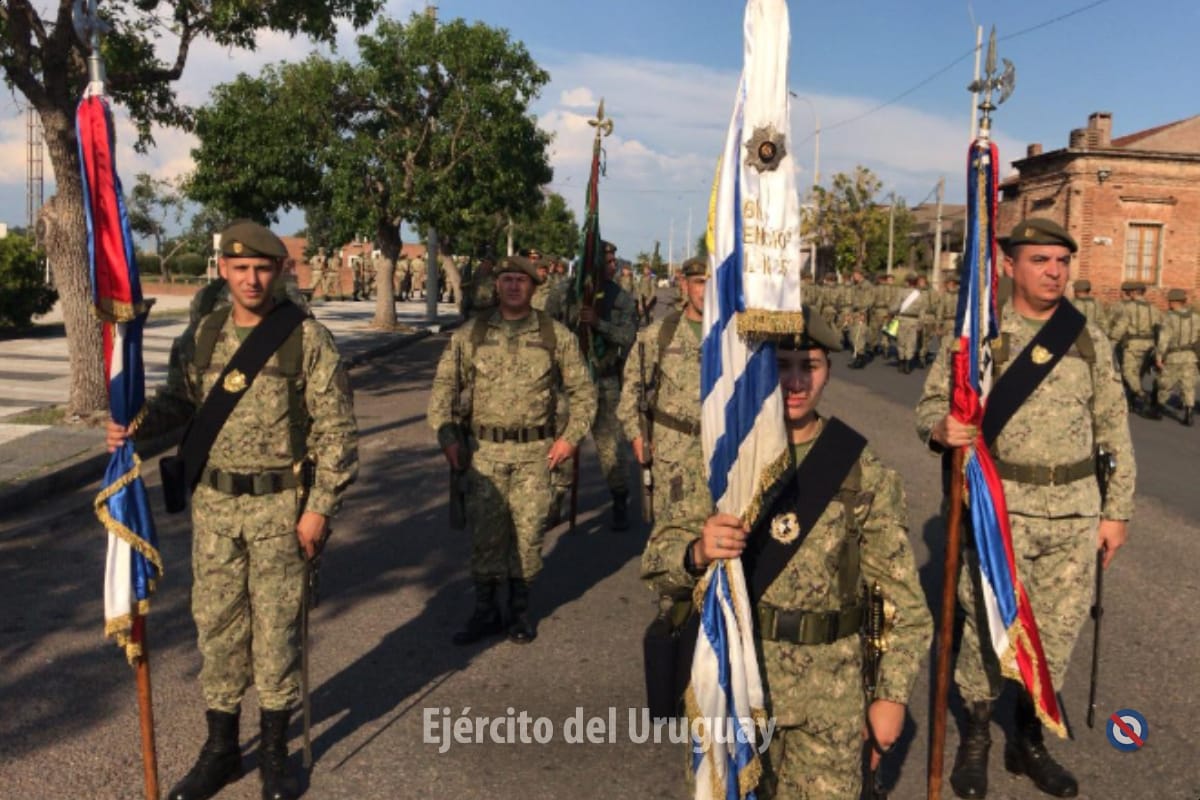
[
  {"x1": 0, "y1": 236, "x2": 56, "y2": 328},
  {"x1": 650, "y1": 241, "x2": 664, "y2": 276},
  {"x1": 166, "y1": 252, "x2": 208, "y2": 276},
  {"x1": 809, "y1": 166, "x2": 911, "y2": 272},
  {"x1": 508, "y1": 193, "x2": 580, "y2": 257},
  {"x1": 135, "y1": 252, "x2": 160, "y2": 275},
  {"x1": 695, "y1": 233, "x2": 709, "y2": 259}
]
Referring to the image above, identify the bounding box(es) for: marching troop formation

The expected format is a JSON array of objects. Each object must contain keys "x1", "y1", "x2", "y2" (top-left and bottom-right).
[{"x1": 102, "y1": 215, "x2": 1149, "y2": 800}]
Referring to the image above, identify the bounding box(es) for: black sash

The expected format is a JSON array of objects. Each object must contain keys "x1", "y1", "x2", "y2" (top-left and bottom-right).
[
  {"x1": 982, "y1": 301, "x2": 1085, "y2": 446},
  {"x1": 668, "y1": 418, "x2": 867, "y2": 704},
  {"x1": 164, "y1": 300, "x2": 308, "y2": 509}
]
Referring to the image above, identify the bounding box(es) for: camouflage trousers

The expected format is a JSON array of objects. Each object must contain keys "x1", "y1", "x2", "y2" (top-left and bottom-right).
[
  {"x1": 758, "y1": 719, "x2": 862, "y2": 800},
  {"x1": 868, "y1": 309, "x2": 890, "y2": 350},
  {"x1": 1156, "y1": 357, "x2": 1198, "y2": 408},
  {"x1": 592, "y1": 376, "x2": 629, "y2": 494},
  {"x1": 896, "y1": 317, "x2": 922, "y2": 361},
  {"x1": 1121, "y1": 340, "x2": 1153, "y2": 396},
  {"x1": 191, "y1": 488, "x2": 306, "y2": 713},
  {"x1": 320, "y1": 268, "x2": 341, "y2": 298},
  {"x1": 956, "y1": 513, "x2": 1097, "y2": 702},
  {"x1": 819, "y1": 305, "x2": 838, "y2": 330},
  {"x1": 465, "y1": 449, "x2": 552, "y2": 581},
  {"x1": 849, "y1": 314, "x2": 869, "y2": 357}
]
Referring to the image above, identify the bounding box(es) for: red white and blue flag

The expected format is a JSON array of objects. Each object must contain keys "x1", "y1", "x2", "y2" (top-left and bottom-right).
[
  {"x1": 952, "y1": 137, "x2": 1065, "y2": 737},
  {"x1": 78, "y1": 93, "x2": 162, "y2": 664}
]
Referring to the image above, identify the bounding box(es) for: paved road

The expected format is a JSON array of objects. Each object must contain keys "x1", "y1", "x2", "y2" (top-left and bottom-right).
[{"x1": 1, "y1": 330, "x2": 1196, "y2": 799}]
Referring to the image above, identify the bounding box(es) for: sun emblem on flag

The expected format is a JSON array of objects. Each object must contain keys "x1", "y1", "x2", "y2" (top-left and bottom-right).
[
  {"x1": 222, "y1": 369, "x2": 248, "y2": 394},
  {"x1": 770, "y1": 511, "x2": 800, "y2": 544},
  {"x1": 744, "y1": 125, "x2": 787, "y2": 173}
]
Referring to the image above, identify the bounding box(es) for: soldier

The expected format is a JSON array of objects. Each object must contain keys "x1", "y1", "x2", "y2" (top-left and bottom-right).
[
  {"x1": 1111, "y1": 280, "x2": 1163, "y2": 415},
  {"x1": 618, "y1": 255, "x2": 708, "y2": 526},
  {"x1": 411, "y1": 251, "x2": 427, "y2": 299},
  {"x1": 929, "y1": 271, "x2": 960, "y2": 364},
  {"x1": 618, "y1": 262, "x2": 636, "y2": 296},
  {"x1": 324, "y1": 251, "x2": 344, "y2": 299},
  {"x1": 870, "y1": 273, "x2": 896, "y2": 356},
  {"x1": 817, "y1": 271, "x2": 840, "y2": 329},
  {"x1": 579, "y1": 241, "x2": 639, "y2": 529},
  {"x1": 892, "y1": 272, "x2": 930, "y2": 373},
  {"x1": 847, "y1": 270, "x2": 875, "y2": 368},
  {"x1": 428, "y1": 256, "x2": 596, "y2": 644},
  {"x1": 636, "y1": 264, "x2": 658, "y2": 326},
  {"x1": 307, "y1": 246, "x2": 329, "y2": 300},
  {"x1": 643, "y1": 307, "x2": 932, "y2": 799},
  {"x1": 395, "y1": 254, "x2": 412, "y2": 301},
  {"x1": 1070, "y1": 278, "x2": 1106, "y2": 331},
  {"x1": 1154, "y1": 288, "x2": 1198, "y2": 425},
  {"x1": 916, "y1": 218, "x2": 1134, "y2": 799},
  {"x1": 441, "y1": 253, "x2": 463, "y2": 310},
  {"x1": 107, "y1": 221, "x2": 358, "y2": 800}
]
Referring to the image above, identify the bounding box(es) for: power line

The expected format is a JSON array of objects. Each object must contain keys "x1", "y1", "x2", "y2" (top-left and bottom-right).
[{"x1": 798, "y1": 0, "x2": 1115, "y2": 142}]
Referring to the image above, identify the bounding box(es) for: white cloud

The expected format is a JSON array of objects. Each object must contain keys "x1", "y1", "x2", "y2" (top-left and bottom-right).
[{"x1": 559, "y1": 87, "x2": 599, "y2": 109}]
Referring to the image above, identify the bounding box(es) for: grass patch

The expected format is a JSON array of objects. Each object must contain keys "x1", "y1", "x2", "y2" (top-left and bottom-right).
[{"x1": 4, "y1": 405, "x2": 66, "y2": 426}]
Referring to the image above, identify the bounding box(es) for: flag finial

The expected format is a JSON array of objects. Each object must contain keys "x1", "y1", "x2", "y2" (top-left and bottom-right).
[
  {"x1": 967, "y1": 25, "x2": 1016, "y2": 140},
  {"x1": 588, "y1": 99, "x2": 614, "y2": 140}
]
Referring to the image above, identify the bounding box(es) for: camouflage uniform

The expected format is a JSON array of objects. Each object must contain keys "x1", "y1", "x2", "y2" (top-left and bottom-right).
[
  {"x1": 307, "y1": 250, "x2": 329, "y2": 299},
  {"x1": 637, "y1": 270, "x2": 657, "y2": 326},
  {"x1": 394, "y1": 257, "x2": 412, "y2": 300},
  {"x1": 642, "y1": 432, "x2": 932, "y2": 799},
  {"x1": 617, "y1": 313, "x2": 707, "y2": 525},
  {"x1": 1111, "y1": 295, "x2": 1162, "y2": 399},
  {"x1": 442, "y1": 255, "x2": 463, "y2": 308},
  {"x1": 590, "y1": 280, "x2": 639, "y2": 503},
  {"x1": 464, "y1": 265, "x2": 497, "y2": 318},
  {"x1": 915, "y1": 302, "x2": 1135, "y2": 704},
  {"x1": 411, "y1": 256, "x2": 427, "y2": 298},
  {"x1": 427, "y1": 310, "x2": 597, "y2": 581},
  {"x1": 847, "y1": 279, "x2": 875, "y2": 360},
  {"x1": 1156, "y1": 304, "x2": 1199, "y2": 411},
  {"x1": 891, "y1": 280, "x2": 930, "y2": 367},
  {"x1": 618, "y1": 267, "x2": 636, "y2": 296},
  {"x1": 817, "y1": 279, "x2": 840, "y2": 329},
  {"x1": 1070, "y1": 296, "x2": 1106, "y2": 331},
  {"x1": 145, "y1": 312, "x2": 358, "y2": 713}
]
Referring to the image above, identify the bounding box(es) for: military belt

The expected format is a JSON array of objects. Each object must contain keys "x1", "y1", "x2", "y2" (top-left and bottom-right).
[
  {"x1": 201, "y1": 466, "x2": 301, "y2": 496},
  {"x1": 756, "y1": 604, "x2": 864, "y2": 646},
  {"x1": 475, "y1": 424, "x2": 553, "y2": 443},
  {"x1": 654, "y1": 410, "x2": 701, "y2": 437},
  {"x1": 993, "y1": 457, "x2": 1093, "y2": 486}
]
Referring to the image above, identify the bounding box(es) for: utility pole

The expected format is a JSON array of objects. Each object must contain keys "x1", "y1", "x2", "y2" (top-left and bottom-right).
[
  {"x1": 887, "y1": 193, "x2": 896, "y2": 275},
  {"x1": 932, "y1": 177, "x2": 945, "y2": 281}
]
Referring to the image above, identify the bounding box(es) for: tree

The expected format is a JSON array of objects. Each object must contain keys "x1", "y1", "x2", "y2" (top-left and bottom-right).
[
  {"x1": 650, "y1": 241, "x2": 664, "y2": 276},
  {"x1": 695, "y1": 233, "x2": 708, "y2": 259},
  {"x1": 0, "y1": 0, "x2": 382, "y2": 413},
  {"x1": 188, "y1": 13, "x2": 553, "y2": 328},
  {"x1": 509, "y1": 192, "x2": 578, "y2": 258},
  {"x1": 127, "y1": 173, "x2": 186, "y2": 279},
  {"x1": 808, "y1": 166, "x2": 912, "y2": 274},
  {"x1": 0, "y1": 234, "x2": 56, "y2": 328}
]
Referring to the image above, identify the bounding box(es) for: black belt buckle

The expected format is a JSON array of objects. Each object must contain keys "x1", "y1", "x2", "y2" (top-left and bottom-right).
[
  {"x1": 230, "y1": 473, "x2": 254, "y2": 495},
  {"x1": 775, "y1": 609, "x2": 801, "y2": 644}
]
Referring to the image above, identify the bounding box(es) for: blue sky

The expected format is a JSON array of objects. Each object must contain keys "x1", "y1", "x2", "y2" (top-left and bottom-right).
[{"x1": 1, "y1": 0, "x2": 1196, "y2": 258}]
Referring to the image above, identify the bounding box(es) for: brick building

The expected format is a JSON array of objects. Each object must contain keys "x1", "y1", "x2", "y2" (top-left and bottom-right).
[{"x1": 999, "y1": 111, "x2": 1200, "y2": 305}]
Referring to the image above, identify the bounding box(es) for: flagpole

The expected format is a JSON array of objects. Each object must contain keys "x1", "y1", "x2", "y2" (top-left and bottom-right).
[
  {"x1": 132, "y1": 615, "x2": 161, "y2": 800},
  {"x1": 928, "y1": 28, "x2": 1014, "y2": 800}
]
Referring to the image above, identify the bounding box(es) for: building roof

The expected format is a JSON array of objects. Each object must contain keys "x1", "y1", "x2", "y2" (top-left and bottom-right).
[{"x1": 1111, "y1": 114, "x2": 1200, "y2": 152}]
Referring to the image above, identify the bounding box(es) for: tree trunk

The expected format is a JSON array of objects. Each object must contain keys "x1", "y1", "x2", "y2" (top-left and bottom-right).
[
  {"x1": 371, "y1": 222, "x2": 399, "y2": 329},
  {"x1": 42, "y1": 109, "x2": 107, "y2": 417}
]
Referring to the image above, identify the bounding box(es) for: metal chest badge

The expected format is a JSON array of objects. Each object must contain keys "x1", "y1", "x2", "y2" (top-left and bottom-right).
[
  {"x1": 223, "y1": 369, "x2": 248, "y2": 394},
  {"x1": 770, "y1": 511, "x2": 800, "y2": 544},
  {"x1": 1031, "y1": 344, "x2": 1052, "y2": 365}
]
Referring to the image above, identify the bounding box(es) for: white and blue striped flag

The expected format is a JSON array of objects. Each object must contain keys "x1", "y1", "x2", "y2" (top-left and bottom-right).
[{"x1": 690, "y1": 1, "x2": 805, "y2": 798}]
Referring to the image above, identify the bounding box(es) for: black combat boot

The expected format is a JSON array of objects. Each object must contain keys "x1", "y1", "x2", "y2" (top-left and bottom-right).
[
  {"x1": 900, "y1": 358, "x2": 912, "y2": 374},
  {"x1": 507, "y1": 578, "x2": 537, "y2": 644},
  {"x1": 1004, "y1": 694, "x2": 1078, "y2": 797},
  {"x1": 611, "y1": 490, "x2": 631, "y2": 531},
  {"x1": 949, "y1": 701, "x2": 992, "y2": 799},
  {"x1": 850, "y1": 353, "x2": 867, "y2": 369},
  {"x1": 1142, "y1": 395, "x2": 1162, "y2": 420},
  {"x1": 167, "y1": 709, "x2": 242, "y2": 800},
  {"x1": 259, "y1": 709, "x2": 298, "y2": 800},
  {"x1": 452, "y1": 579, "x2": 504, "y2": 645},
  {"x1": 1184, "y1": 407, "x2": 1194, "y2": 426}
]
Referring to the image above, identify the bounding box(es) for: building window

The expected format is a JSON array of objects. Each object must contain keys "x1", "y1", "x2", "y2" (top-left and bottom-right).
[{"x1": 1124, "y1": 223, "x2": 1162, "y2": 283}]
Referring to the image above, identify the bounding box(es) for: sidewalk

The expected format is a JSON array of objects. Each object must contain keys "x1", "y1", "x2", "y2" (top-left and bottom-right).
[{"x1": 0, "y1": 292, "x2": 460, "y2": 518}]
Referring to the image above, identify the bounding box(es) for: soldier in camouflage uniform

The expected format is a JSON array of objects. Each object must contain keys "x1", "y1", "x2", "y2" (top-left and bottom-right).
[
  {"x1": 1069, "y1": 279, "x2": 1106, "y2": 331},
  {"x1": 109, "y1": 221, "x2": 358, "y2": 800},
  {"x1": 1154, "y1": 288, "x2": 1198, "y2": 425},
  {"x1": 847, "y1": 270, "x2": 875, "y2": 368},
  {"x1": 636, "y1": 265, "x2": 658, "y2": 326},
  {"x1": 307, "y1": 246, "x2": 329, "y2": 300},
  {"x1": 928, "y1": 271, "x2": 960, "y2": 364},
  {"x1": 643, "y1": 308, "x2": 931, "y2": 800},
  {"x1": 617, "y1": 256, "x2": 709, "y2": 526},
  {"x1": 1111, "y1": 281, "x2": 1163, "y2": 415},
  {"x1": 916, "y1": 219, "x2": 1134, "y2": 799},
  {"x1": 817, "y1": 272, "x2": 840, "y2": 330},
  {"x1": 618, "y1": 263, "x2": 636, "y2": 296},
  {"x1": 411, "y1": 252, "x2": 427, "y2": 299},
  {"x1": 428, "y1": 256, "x2": 597, "y2": 645},
  {"x1": 579, "y1": 241, "x2": 639, "y2": 529},
  {"x1": 463, "y1": 254, "x2": 498, "y2": 318},
  {"x1": 892, "y1": 272, "x2": 930, "y2": 373}
]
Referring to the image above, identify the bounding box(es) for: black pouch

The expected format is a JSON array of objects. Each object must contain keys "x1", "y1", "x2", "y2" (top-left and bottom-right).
[
  {"x1": 159, "y1": 454, "x2": 187, "y2": 514},
  {"x1": 643, "y1": 614, "x2": 679, "y2": 720}
]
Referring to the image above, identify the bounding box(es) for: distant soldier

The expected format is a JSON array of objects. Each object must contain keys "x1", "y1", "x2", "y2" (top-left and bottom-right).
[
  {"x1": 428, "y1": 256, "x2": 597, "y2": 644},
  {"x1": 395, "y1": 255, "x2": 412, "y2": 301},
  {"x1": 1070, "y1": 279, "x2": 1107, "y2": 331},
  {"x1": 112, "y1": 220, "x2": 358, "y2": 800},
  {"x1": 929, "y1": 271, "x2": 960, "y2": 364},
  {"x1": 580, "y1": 241, "x2": 639, "y2": 529},
  {"x1": 411, "y1": 253, "x2": 427, "y2": 299},
  {"x1": 1111, "y1": 280, "x2": 1163, "y2": 414},
  {"x1": 636, "y1": 265, "x2": 658, "y2": 326},
  {"x1": 892, "y1": 272, "x2": 930, "y2": 373},
  {"x1": 530, "y1": 258, "x2": 555, "y2": 312},
  {"x1": 441, "y1": 254, "x2": 463, "y2": 309},
  {"x1": 1154, "y1": 288, "x2": 1198, "y2": 425},
  {"x1": 307, "y1": 247, "x2": 329, "y2": 300},
  {"x1": 618, "y1": 263, "x2": 636, "y2": 296},
  {"x1": 817, "y1": 272, "x2": 839, "y2": 329},
  {"x1": 847, "y1": 270, "x2": 875, "y2": 368},
  {"x1": 351, "y1": 255, "x2": 369, "y2": 301},
  {"x1": 868, "y1": 273, "x2": 893, "y2": 356}
]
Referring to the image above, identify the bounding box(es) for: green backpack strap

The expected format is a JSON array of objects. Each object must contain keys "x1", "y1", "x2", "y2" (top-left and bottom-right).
[
  {"x1": 193, "y1": 306, "x2": 233, "y2": 373},
  {"x1": 653, "y1": 310, "x2": 683, "y2": 385},
  {"x1": 278, "y1": 323, "x2": 308, "y2": 463},
  {"x1": 836, "y1": 460, "x2": 865, "y2": 608}
]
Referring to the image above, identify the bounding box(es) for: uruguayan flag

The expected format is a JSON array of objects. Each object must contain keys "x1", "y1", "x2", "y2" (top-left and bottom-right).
[{"x1": 691, "y1": 2, "x2": 802, "y2": 797}]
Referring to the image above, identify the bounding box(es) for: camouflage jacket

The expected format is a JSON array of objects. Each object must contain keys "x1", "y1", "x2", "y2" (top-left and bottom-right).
[
  {"x1": 1071, "y1": 296, "x2": 1107, "y2": 331},
  {"x1": 637, "y1": 274, "x2": 657, "y2": 301},
  {"x1": 915, "y1": 301, "x2": 1135, "y2": 521},
  {"x1": 144, "y1": 310, "x2": 359, "y2": 519},
  {"x1": 641, "y1": 433, "x2": 932, "y2": 726},
  {"x1": 591, "y1": 281, "x2": 638, "y2": 374},
  {"x1": 1157, "y1": 308, "x2": 1199, "y2": 364},
  {"x1": 1111, "y1": 299, "x2": 1162, "y2": 342},
  {"x1": 892, "y1": 287, "x2": 930, "y2": 318},
  {"x1": 427, "y1": 310, "x2": 598, "y2": 461},
  {"x1": 848, "y1": 281, "x2": 874, "y2": 312}
]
